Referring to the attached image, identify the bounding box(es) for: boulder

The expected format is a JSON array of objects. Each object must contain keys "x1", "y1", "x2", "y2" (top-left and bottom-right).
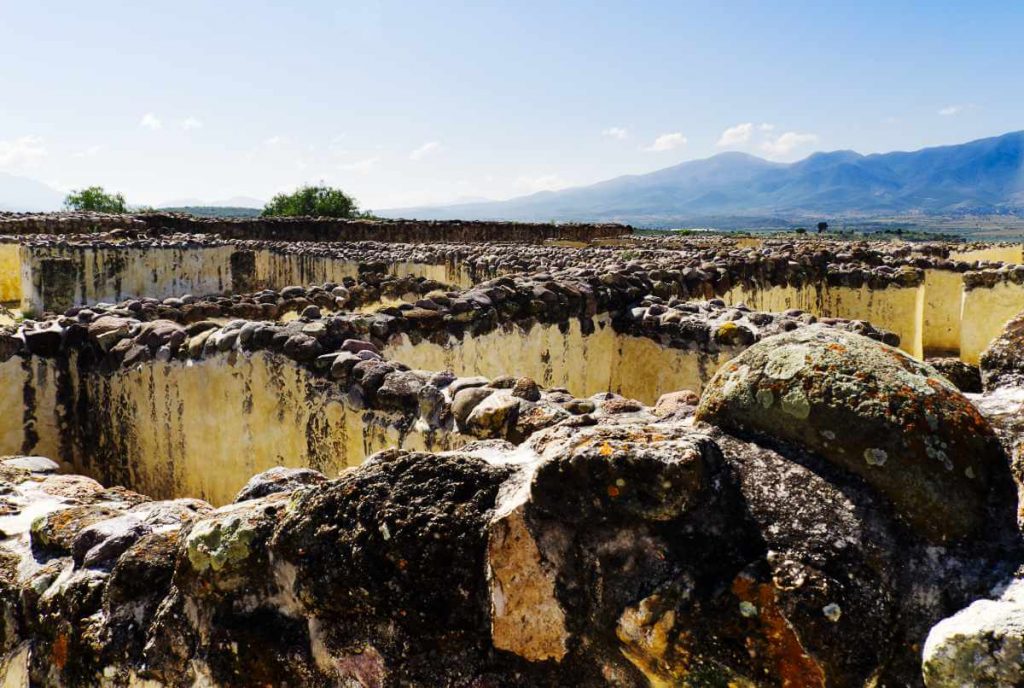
[
  {"x1": 510, "y1": 377, "x2": 541, "y2": 402},
  {"x1": 981, "y1": 309, "x2": 1024, "y2": 390},
  {"x1": 695, "y1": 325, "x2": 1012, "y2": 542},
  {"x1": 923, "y1": 579, "x2": 1024, "y2": 687},
  {"x1": 452, "y1": 386, "x2": 493, "y2": 428},
  {"x1": 927, "y1": 357, "x2": 982, "y2": 394},
  {"x1": 464, "y1": 390, "x2": 520, "y2": 439},
  {"x1": 234, "y1": 467, "x2": 327, "y2": 503}
]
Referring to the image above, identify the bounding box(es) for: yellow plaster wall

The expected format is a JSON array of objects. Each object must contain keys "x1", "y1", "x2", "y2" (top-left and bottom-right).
[
  {"x1": 384, "y1": 315, "x2": 730, "y2": 404},
  {"x1": 248, "y1": 253, "x2": 473, "y2": 291},
  {"x1": 389, "y1": 260, "x2": 475, "y2": 288},
  {"x1": 0, "y1": 352, "x2": 468, "y2": 505},
  {"x1": 0, "y1": 356, "x2": 62, "y2": 461},
  {"x1": 921, "y1": 269, "x2": 965, "y2": 355},
  {"x1": 734, "y1": 237, "x2": 764, "y2": 249},
  {"x1": 252, "y1": 254, "x2": 361, "y2": 289},
  {"x1": 950, "y1": 245, "x2": 1024, "y2": 265},
  {"x1": 723, "y1": 283, "x2": 925, "y2": 358},
  {"x1": 961, "y1": 282, "x2": 1024, "y2": 364},
  {"x1": 19, "y1": 245, "x2": 236, "y2": 313},
  {"x1": 0, "y1": 245, "x2": 21, "y2": 304},
  {"x1": 16, "y1": 243, "x2": 476, "y2": 313}
]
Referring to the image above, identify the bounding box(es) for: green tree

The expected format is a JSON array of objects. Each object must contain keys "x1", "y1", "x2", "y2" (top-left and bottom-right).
[
  {"x1": 261, "y1": 184, "x2": 368, "y2": 219},
  {"x1": 63, "y1": 186, "x2": 128, "y2": 213}
]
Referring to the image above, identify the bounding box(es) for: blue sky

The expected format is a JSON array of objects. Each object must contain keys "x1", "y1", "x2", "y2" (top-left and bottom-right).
[{"x1": 1, "y1": 1, "x2": 1022, "y2": 209}]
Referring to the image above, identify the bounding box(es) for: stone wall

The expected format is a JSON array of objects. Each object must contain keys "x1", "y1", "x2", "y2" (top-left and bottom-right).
[
  {"x1": 0, "y1": 279, "x2": 894, "y2": 502},
  {"x1": 6, "y1": 230, "x2": 1024, "y2": 365},
  {"x1": 724, "y1": 281, "x2": 926, "y2": 357},
  {"x1": 0, "y1": 325, "x2": 1018, "y2": 686},
  {"x1": 11, "y1": 242, "x2": 475, "y2": 314},
  {"x1": 0, "y1": 351, "x2": 469, "y2": 505},
  {"x1": 0, "y1": 211, "x2": 631, "y2": 243}
]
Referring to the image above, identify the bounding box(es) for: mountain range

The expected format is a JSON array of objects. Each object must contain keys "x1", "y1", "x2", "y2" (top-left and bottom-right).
[
  {"x1": 0, "y1": 173, "x2": 65, "y2": 212},
  {"x1": 381, "y1": 131, "x2": 1024, "y2": 226},
  {"x1": 3, "y1": 132, "x2": 1023, "y2": 226}
]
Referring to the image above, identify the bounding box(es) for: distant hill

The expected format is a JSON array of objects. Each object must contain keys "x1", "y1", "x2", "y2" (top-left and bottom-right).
[
  {"x1": 0, "y1": 173, "x2": 63, "y2": 212},
  {"x1": 159, "y1": 195, "x2": 266, "y2": 209},
  {"x1": 381, "y1": 131, "x2": 1024, "y2": 227},
  {"x1": 159, "y1": 206, "x2": 262, "y2": 218}
]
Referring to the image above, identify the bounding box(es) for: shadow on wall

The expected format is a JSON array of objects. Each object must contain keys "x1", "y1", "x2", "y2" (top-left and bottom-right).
[
  {"x1": 0, "y1": 352, "x2": 467, "y2": 505},
  {"x1": 12, "y1": 245, "x2": 477, "y2": 314}
]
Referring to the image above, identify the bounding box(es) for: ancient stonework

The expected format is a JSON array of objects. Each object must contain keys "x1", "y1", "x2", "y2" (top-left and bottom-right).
[{"x1": 0, "y1": 214, "x2": 1023, "y2": 685}]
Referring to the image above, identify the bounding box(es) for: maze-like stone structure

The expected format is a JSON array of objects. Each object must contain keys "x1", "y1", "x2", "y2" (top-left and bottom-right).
[{"x1": 0, "y1": 213, "x2": 1023, "y2": 686}]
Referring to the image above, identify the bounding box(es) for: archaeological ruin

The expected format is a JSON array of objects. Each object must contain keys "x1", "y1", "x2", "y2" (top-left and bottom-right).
[{"x1": 0, "y1": 211, "x2": 1024, "y2": 686}]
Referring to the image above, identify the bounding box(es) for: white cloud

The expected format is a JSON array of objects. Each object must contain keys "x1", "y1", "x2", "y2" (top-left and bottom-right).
[
  {"x1": 760, "y1": 131, "x2": 818, "y2": 157},
  {"x1": 139, "y1": 113, "x2": 162, "y2": 130},
  {"x1": 181, "y1": 116, "x2": 203, "y2": 130},
  {"x1": 716, "y1": 123, "x2": 754, "y2": 147},
  {"x1": 643, "y1": 132, "x2": 687, "y2": 152},
  {"x1": 339, "y1": 156, "x2": 380, "y2": 174},
  {"x1": 0, "y1": 135, "x2": 47, "y2": 168},
  {"x1": 72, "y1": 145, "x2": 102, "y2": 158},
  {"x1": 939, "y1": 104, "x2": 975, "y2": 116},
  {"x1": 602, "y1": 126, "x2": 628, "y2": 140},
  {"x1": 758, "y1": 122, "x2": 775, "y2": 132},
  {"x1": 264, "y1": 136, "x2": 284, "y2": 147},
  {"x1": 409, "y1": 141, "x2": 442, "y2": 161},
  {"x1": 515, "y1": 174, "x2": 568, "y2": 194}
]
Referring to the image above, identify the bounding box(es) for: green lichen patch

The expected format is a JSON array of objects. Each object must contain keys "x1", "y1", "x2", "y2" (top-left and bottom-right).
[{"x1": 186, "y1": 514, "x2": 259, "y2": 573}]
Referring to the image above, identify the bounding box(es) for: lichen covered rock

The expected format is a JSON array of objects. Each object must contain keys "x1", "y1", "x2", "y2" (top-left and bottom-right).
[
  {"x1": 0, "y1": 387, "x2": 1018, "y2": 686},
  {"x1": 923, "y1": 579, "x2": 1024, "y2": 687},
  {"x1": 696, "y1": 325, "x2": 1013, "y2": 542}
]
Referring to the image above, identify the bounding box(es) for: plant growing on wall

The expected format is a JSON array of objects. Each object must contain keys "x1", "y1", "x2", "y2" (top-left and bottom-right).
[
  {"x1": 261, "y1": 184, "x2": 373, "y2": 219},
  {"x1": 63, "y1": 186, "x2": 128, "y2": 213}
]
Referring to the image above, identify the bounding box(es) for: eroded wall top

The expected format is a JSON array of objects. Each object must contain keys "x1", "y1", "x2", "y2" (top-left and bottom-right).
[{"x1": 0, "y1": 211, "x2": 631, "y2": 243}]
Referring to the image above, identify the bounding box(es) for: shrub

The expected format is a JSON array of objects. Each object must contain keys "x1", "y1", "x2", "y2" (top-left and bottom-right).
[
  {"x1": 261, "y1": 185, "x2": 368, "y2": 219},
  {"x1": 63, "y1": 186, "x2": 128, "y2": 213}
]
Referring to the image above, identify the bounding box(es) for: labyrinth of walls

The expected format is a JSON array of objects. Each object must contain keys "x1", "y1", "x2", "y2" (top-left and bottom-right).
[{"x1": 0, "y1": 213, "x2": 1023, "y2": 686}]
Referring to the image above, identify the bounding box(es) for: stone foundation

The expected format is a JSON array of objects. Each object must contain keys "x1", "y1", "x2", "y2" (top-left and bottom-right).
[{"x1": 0, "y1": 225, "x2": 1022, "y2": 685}]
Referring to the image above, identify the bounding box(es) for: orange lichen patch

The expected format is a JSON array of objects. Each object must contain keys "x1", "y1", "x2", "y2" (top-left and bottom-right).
[
  {"x1": 730, "y1": 572, "x2": 826, "y2": 688},
  {"x1": 52, "y1": 632, "x2": 69, "y2": 669},
  {"x1": 574, "y1": 427, "x2": 672, "y2": 456},
  {"x1": 32, "y1": 505, "x2": 124, "y2": 551},
  {"x1": 607, "y1": 485, "x2": 620, "y2": 498},
  {"x1": 618, "y1": 592, "x2": 763, "y2": 688},
  {"x1": 616, "y1": 594, "x2": 693, "y2": 687}
]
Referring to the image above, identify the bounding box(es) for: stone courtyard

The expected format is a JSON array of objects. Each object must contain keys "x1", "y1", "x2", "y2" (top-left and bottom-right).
[{"x1": 0, "y1": 212, "x2": 1022, "y2": 685}]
